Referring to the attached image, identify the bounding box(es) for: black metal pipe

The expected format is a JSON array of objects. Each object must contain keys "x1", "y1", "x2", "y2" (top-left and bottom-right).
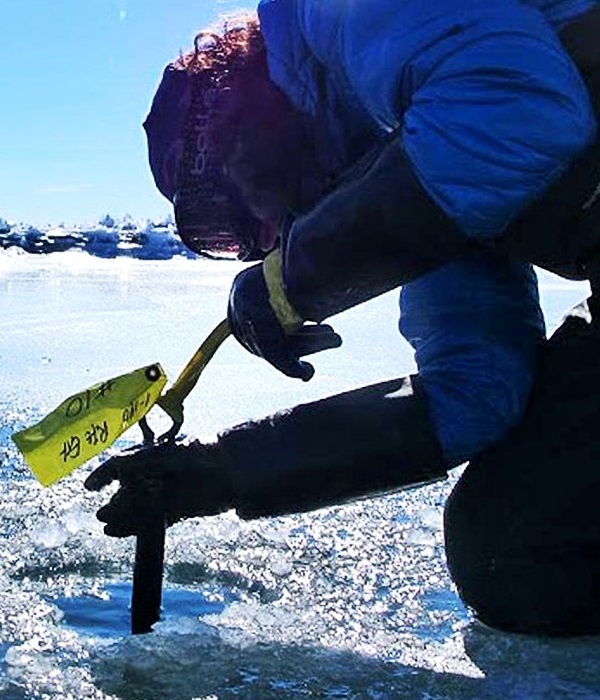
[{"x1": 131, "y1": 507, "x2": 165, "y2": 634}]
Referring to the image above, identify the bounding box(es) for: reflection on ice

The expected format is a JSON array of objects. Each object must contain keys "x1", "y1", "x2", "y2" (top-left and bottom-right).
[{"x1": 53, "y1": 583, "x2": 235, "y2": 639}]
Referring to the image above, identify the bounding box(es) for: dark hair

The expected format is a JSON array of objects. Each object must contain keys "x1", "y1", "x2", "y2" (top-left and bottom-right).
[
  {"x1": 183, "y1": 16, "x2": 323, "y2": 215},
  {"x1": 174, "y1": 14, "x2": 265, "y2": 76}
]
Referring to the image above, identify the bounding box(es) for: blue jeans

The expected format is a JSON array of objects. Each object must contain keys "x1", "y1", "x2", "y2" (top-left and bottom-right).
[{"x1": 400, "y1": 251, "x2": 545, "y2": 466}]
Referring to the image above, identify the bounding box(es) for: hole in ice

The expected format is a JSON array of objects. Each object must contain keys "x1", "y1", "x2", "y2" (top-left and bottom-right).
[{"x1": 52, "y1": 582, "x2": 239, "y2": 638}]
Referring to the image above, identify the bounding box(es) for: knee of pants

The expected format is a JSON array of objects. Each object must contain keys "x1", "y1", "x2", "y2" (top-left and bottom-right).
[
  {"x1": 417, "y1": 345, "x2": 536, "y2": 466},
  {"x1": 444, "y1": 473, "x2": 600, "y2": 636},
  {"x1": 399, "y1": 255, "x2": 543, "y2": 466}
]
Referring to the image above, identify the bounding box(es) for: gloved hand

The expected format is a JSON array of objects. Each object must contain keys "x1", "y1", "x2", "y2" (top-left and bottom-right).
[
  {"x1": 84, "y1": 442, "x2": 233, "y2": 537},
  {"x1": 227, "y1": 249, "x2": 342, "y2": 380}
]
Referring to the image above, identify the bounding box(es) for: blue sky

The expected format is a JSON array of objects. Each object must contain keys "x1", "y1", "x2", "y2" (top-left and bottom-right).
[{"x1": 0, "y1": 0, "x2": 246, "y2": 226}]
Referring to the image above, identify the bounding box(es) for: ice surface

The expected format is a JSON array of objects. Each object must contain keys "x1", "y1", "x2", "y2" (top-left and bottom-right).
[{"x1": 0, "y1": 251, "x2": 597, "y2": 699}]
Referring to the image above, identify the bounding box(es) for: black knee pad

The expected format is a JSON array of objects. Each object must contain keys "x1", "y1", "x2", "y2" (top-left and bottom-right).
[{"x1": 444, "y1": 301, "x2": 600, "y2": 636}]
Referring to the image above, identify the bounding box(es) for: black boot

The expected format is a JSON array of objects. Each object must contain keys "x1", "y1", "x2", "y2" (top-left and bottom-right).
[{"x1": 219, "y1": 375, "x2": 447, "y2": 519}]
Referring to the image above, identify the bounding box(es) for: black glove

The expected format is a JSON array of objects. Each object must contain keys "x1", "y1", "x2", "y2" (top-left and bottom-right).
[
  {"x1": 280, "y1": 138, "x2": 468, "y2": 323},
  {"x1": 84, "y1": 442, "x2": 233, "y2": 537},
  {"x1": 85, "y1": 377, "x2": 447, "y2": 529},
  {"x1": 227, "y1": 251, "x2": 342, "y2": 381}
]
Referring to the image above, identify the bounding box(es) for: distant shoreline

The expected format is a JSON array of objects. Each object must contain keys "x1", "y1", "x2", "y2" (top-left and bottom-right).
[{"x1": 0, "y1": 220, "x2": 237, "y2": 261}]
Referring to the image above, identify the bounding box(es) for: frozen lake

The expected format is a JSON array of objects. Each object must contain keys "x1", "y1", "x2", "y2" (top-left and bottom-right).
[{"x1": 0, "y1": 250, "x2": 598, "y2": 700}]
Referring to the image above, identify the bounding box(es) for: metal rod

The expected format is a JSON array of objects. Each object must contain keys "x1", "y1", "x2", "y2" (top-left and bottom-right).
[{"x1": 131, "y1": 507, "x2": 166, "y2": 635}]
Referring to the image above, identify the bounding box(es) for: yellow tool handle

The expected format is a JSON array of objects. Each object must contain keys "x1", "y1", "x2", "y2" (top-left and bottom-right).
[{"x1": 156, "y1": 318, "x2": 231, "y2": 424}]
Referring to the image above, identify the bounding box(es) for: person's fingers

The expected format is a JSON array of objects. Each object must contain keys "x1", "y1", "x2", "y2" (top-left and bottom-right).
[
  {"x1": 84, "y1": 457, "x2": 122, "y2": 491},
  {"x1": 102, "y1": 521, "x2": 136, "y2": 538},
  {"x1": 84, "y1": 451, "x2": 145, "y2": 491},
  {"x1": 268, "y1": 352, "x2": 315, "y2": 381},
  {"x1": 95, "y1": 487, "x2": 140, "y2": 537},
  {"x1": 96, "y1": 490, "x2": 127, "y2": 523},
  {"x1": 289, "y1": 324, "x2": 343, "y2": 357},
  {"x1": 297, "y1": 361, "x2": 315, "y2": 382},
  {"x1": 264, "y1": 324, "x2": 342, "y2": 379}
]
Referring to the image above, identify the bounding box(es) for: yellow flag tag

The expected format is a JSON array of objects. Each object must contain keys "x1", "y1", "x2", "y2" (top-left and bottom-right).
[{"x1": 12, "y1": 364, "x2": 167, "y2": 487}]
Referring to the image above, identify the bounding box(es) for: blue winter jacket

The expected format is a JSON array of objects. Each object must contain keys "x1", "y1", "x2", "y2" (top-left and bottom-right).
[
  {"x1": 258, "y1": 0, "x2": 596, "y2": 238},
  {"x1": 257, "y1": 0, "x2": 598, "y2": 464}
]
